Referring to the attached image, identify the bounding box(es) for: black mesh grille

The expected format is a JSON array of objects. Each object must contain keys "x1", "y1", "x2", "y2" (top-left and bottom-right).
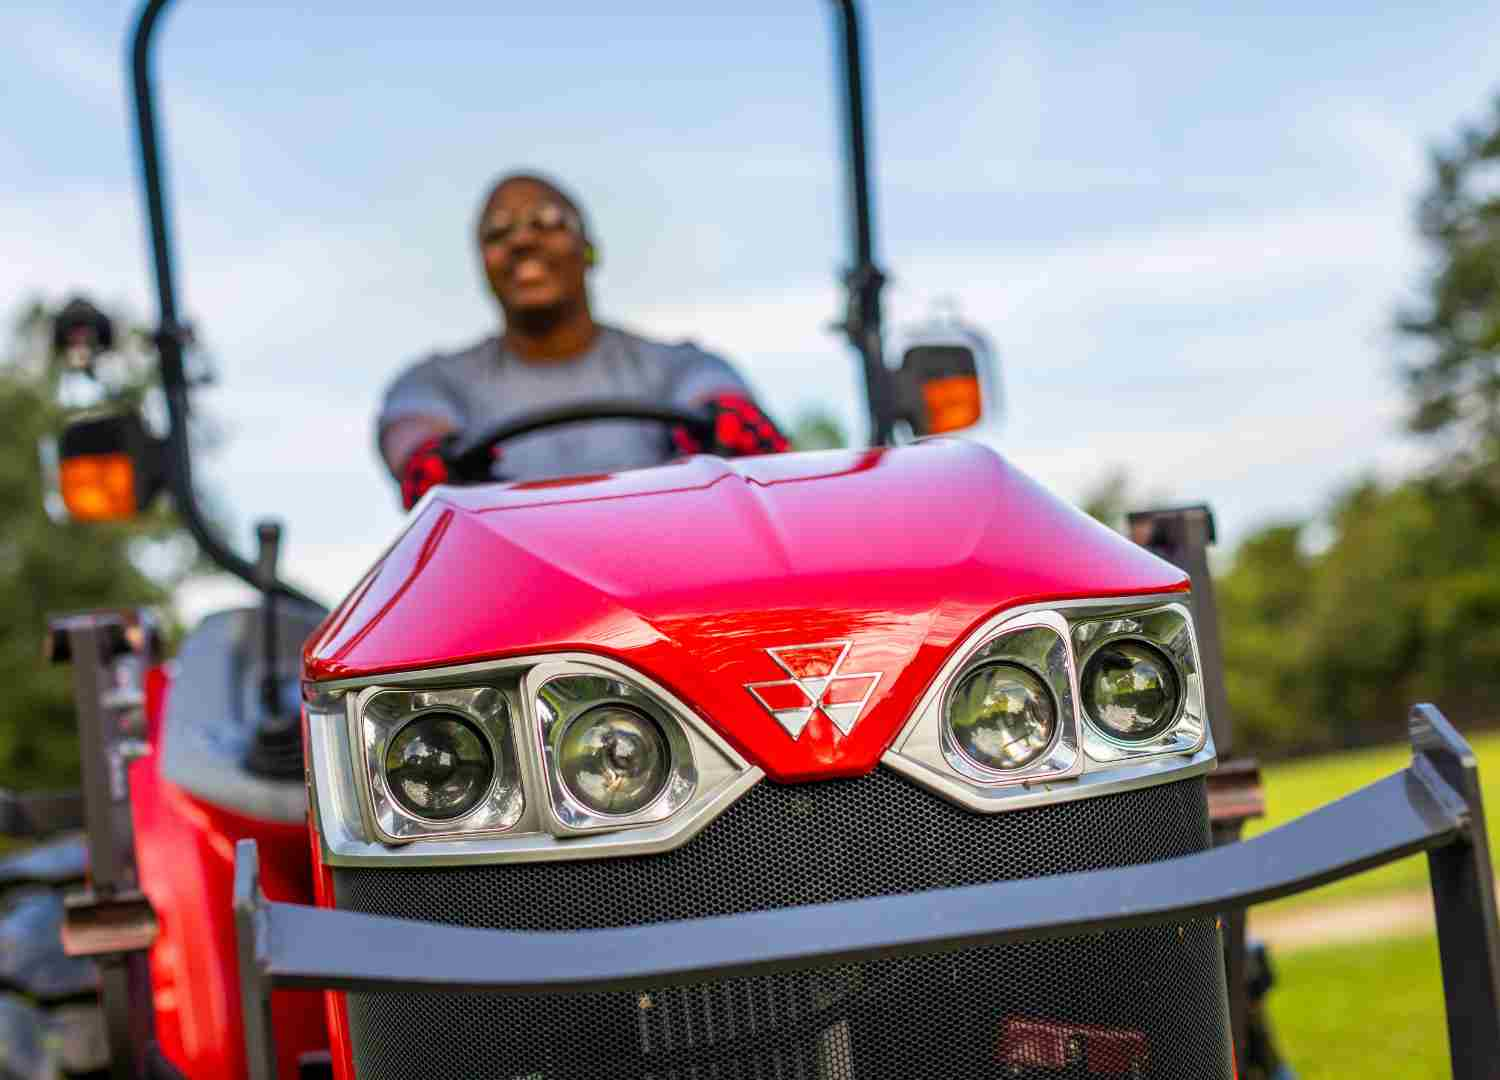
[{"x1": 336, "y1": 770, "x2": 1231, "y2": 1079}]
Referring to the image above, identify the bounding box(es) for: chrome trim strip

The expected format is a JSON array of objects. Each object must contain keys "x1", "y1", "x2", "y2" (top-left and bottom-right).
[
  {"x1": 317, "y1": 766, "x2": 764, "y2": 868},
  {"x1": 884, "y1": 737, "x2": 1217, "y2": 814}
]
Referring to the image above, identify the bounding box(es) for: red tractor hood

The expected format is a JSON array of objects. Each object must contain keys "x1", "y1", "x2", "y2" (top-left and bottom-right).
[{"x1": 305, "y1": 440, "x2": 1187, "y2": 781}]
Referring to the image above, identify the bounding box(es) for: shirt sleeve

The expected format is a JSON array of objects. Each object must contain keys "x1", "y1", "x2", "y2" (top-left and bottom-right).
[
  {"x1": 665, "y1": 342, "x2": 754, "y2": 407},
  {"x1": 376, "y1": 356, "x2": 465, "y2": 443}
]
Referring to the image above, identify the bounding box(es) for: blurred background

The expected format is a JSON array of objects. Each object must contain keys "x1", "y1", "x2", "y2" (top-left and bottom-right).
[{"x1": 7, "y1": 2, "x2": 1500, "y2": 1075}]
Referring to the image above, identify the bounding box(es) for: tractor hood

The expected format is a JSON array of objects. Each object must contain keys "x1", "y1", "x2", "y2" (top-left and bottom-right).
[{"x1": 304, "y1": 440, "x2": 1187, "y2": 781}]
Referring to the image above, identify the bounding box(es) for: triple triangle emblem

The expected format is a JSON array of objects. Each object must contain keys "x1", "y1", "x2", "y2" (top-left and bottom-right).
[{"x1": 744, "y1": 641, "x2": 882, "y2": 740}]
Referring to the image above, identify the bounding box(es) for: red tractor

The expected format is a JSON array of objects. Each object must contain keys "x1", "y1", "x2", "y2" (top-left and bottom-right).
[{"x1": 11, "y1": 2, "x2": 1499, "y2": 1079}]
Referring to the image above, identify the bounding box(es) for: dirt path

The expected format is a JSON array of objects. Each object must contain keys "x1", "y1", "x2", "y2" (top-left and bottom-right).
[{"x1": 1247, "y1": 891, "x2": 1435, "y2": 950}]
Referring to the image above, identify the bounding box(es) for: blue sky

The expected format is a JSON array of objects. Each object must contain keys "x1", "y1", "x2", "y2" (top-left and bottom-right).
[{"x1": 6, "y1": 2, "x2": 1499, "y2": 619}]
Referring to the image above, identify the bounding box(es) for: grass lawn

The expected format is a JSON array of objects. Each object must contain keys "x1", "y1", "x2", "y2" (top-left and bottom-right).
[
  {"x1": 1244, "y1": 728, "x2": 1500, "y2": 912},
  {"x1": 1267, "y1": 932, "x2": 1449, "y2": 1079}
]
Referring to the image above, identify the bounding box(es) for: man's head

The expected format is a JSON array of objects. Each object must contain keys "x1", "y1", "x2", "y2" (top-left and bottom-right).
[{"x1": 476, "y1": 173, "x2": 595, "y2": 332}]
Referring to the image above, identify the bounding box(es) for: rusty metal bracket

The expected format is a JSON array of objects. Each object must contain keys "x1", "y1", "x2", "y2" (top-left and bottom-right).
[
  {"x1": 61, "y1": 888, "x2": 159, "y2": 959},
  {"x1": 46, "y1": 607, "x2": 162, "y2": 1080},
  {"x1": 1207, "y1": 758, "x2": 1266, "y2": 826}
]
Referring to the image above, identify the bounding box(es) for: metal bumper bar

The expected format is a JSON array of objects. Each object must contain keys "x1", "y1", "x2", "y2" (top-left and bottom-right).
[{"x1": 235, "y1": 705, "x2": 1500, "y2": 1080}]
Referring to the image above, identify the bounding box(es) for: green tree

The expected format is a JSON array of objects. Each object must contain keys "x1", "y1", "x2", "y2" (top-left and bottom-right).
[
  {"x1": 1399, "y1": 95, "x2": 1500, "y2": 483},
  {"x1": 1217, "y1": 523, "x2": 1318, "y2": 753},
  {"x1": 0, "y1": 299, "x2": 185, "y2": 790},
  {"x1": 1219, "y1": 477, "x2": 1500, "y2": 757},
  {"x1": 788, "y1": 407, "x2": 848, "y2": 451}
]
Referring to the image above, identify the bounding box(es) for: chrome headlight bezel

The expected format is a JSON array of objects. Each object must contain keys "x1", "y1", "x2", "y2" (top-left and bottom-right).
[
  {"x1": 934, "y1": 611, "x2": 1083, "y2": 786},
  {"x1": 308, "y1": 652, "x2": 758, "y2": 866},
  {"x1": 528, "y1": 662, "x2": 700, "y2": 835},
  {"x1": 356, "y1": 684, "x2": 524, "y2": 843},
  {"x1": 1071, "y1": 605, "x2": 1205, "y2": 761},
  {"x1": 884, "y1": 596, "x2": 1212, "y2": 813}
]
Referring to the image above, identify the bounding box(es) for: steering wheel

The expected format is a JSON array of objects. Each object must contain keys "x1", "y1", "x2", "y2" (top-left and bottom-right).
[{"x1": 442, "y1": 399, "x2": 716, "y2": 481}]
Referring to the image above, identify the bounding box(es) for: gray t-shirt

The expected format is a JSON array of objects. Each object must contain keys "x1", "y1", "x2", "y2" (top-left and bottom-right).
[{"x1": 377, "y1": 325, "x2": 750, "y2": 482}]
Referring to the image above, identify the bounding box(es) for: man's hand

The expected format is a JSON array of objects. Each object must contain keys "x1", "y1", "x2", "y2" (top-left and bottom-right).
[
  {"x1": 400, "y1": 435, "x2": 454, "y2": 510},
  {"x1": 399, "y1": 433, "x2": 506, "y2": 509},
  {"x1": 672, "y1": 392, "x2": 790, "y2": 457}
]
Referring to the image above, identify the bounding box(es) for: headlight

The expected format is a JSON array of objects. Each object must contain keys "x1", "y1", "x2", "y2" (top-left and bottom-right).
[
  {"x1": 384, "y1": 712, "x2": 495, "y2": 821},
  {"x1": 1080, "y1": 639, "x2": 1181, "y2": 741},
  {"x1": 533, "y1": 668, "x2": 700, "y2": 834},
  {"x1": 357, "y1": 685, "x2": 525, "y2": 842},
  {"x1": 946, "y1": 662, "x2": 1057, "y2": 771},
  {"x1": 558, "y1": 704, "x2": 671, "y2": 815}
]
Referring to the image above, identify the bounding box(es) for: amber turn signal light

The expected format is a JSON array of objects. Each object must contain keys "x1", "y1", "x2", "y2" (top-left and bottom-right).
[
  {"x1": 921, "y1": 374, "x2": 983, "y2": 434},
  {"x1": 53, "y1": 410, "x2": 164, "y2": 523},
  {"x1": 60, "y1": 453, "x2": 139, "y2": 522},
  {"x1": 899, "y1": 342, "x2": 989, "y2": 435}
]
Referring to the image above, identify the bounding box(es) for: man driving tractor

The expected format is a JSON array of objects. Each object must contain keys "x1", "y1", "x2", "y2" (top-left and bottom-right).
[{"x1": 378, "y1": 172, "x2": 789, "y2": 508}]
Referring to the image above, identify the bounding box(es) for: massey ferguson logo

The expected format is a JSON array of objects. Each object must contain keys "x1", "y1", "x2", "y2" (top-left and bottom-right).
[{"x1": 745, "y1": 641, "x2": 882, "y2": 740}]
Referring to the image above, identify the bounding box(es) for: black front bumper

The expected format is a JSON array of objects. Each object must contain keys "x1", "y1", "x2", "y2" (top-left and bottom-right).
[{"x1": 235, "y1": 706, "x2": 1500, "y2": 1080}]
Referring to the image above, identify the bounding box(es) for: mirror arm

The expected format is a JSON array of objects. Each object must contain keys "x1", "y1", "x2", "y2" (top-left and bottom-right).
[{"x1": 131, "y1": 0, "x2": 316, "y2": 609}]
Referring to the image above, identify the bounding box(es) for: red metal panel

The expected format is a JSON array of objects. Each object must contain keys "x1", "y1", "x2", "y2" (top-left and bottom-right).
[
  {"x1": 310, "y1": 834, "x2": 355, "y2": 1080},
  {"x1": 131, "y1": 668, "x2": 326, "y2": 1079},
  {"x1": 305, "y1": 441, "x2": 1187, "y2": 782}
]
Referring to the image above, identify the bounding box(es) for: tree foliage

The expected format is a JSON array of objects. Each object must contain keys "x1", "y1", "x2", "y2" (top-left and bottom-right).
[
  {"x1": 0, "y1": 300, "x2": 182, "y2": 790},
  {"x1": 1220, "y1": 482, "x2": 1500, "y2": 755},
  {"x1": 788, "y1": 407, "x2": 848, "y2": 451},
  {"x1": 1399, "y1": 94, "x2": 1500, "y2": 483}
]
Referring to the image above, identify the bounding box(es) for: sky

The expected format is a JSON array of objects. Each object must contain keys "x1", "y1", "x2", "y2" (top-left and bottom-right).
[{"x1": 6, "y1": 2, "x2": 1499, "y2": 623}]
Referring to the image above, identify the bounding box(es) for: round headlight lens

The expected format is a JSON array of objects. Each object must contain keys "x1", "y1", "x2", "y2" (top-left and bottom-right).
[
  {"x1": 1082, "y1": 639, "x2": 1181, "y2": 741},
  {"x1": 558, "y1": 704, "x2": 671, "y2": 815},
  {"x1": 946, "y1": 662, "x2": 1057, "y2": 772},
  {"x1": 384, "y1": 712, "x2": 494, "y2": 821}
]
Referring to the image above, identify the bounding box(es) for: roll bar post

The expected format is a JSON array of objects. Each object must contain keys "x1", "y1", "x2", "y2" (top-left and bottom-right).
[
  {"x1": 130, "y1": 0, "x2": 315, "y2": 606},
  {"x1": 831, "y1": 0, "x2": 897, "y2": 444}
]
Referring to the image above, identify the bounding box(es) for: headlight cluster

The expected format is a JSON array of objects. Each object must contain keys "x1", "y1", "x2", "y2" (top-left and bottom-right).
[
  {"x1": 345, "y1": 659, "x2": 738, "y2": 847},
  {"x1": 888, "y1": 599, "x2": 1208, "y2": 810}
]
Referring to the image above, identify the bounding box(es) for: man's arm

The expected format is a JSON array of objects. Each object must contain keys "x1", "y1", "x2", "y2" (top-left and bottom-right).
[
  {"x1": 666, "y1": 344, "x2": 789, "y2": 456},
  {"x1": 380, "y1": 415, "x2": 457, "y2": 480},
  {"x1": 377, "y1": 357, "x2": 466, "y2": 508}
]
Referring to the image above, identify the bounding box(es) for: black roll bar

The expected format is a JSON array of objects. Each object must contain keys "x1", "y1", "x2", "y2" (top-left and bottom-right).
[
  {"x1": 831, "y1": 0, "x2": 895, "y2": 445},
  {"x1": 130, "y1": 0, "x2": 317, "y2": 606},
  {"x1": 127, "y1": 0, "x2": 896, "y2": 602},
  {"x1": 235, "y1": 705, "x2": 1500, "y2": 1080}
]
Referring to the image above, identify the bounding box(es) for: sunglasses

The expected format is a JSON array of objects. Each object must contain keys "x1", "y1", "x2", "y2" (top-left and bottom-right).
[{"x1": 480, "y1": 202, "x2": 581, "y2": 246}]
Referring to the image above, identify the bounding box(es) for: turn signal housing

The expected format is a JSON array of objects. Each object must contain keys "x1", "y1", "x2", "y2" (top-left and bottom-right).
[
  {"x1": 900, "y1": 343, "x2": 990, "y2": 435},
  {"x1": 56, "y1": 411, "x2": 164, "y2": 522}
]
